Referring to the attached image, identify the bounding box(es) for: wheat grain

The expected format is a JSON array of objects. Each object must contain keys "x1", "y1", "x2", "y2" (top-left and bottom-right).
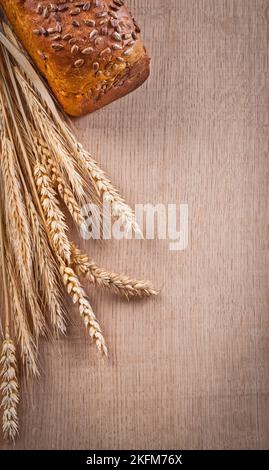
[
  {"x1": 34, "y1": 162, "x2": 71, "y2": 265},
  {"x1": 0, "y1": 331, "x2": 19, "y2": 441},
  {"x1": 71, "y1": 245, "x2": 158, "y2": 299},
  {"x1": 49, "y1": 166, "x2": 84, "y2": 228},
  {"x1": 60, "y1": 265, "x2": 108, "y2": 356},
  {"x1": 53, "y1": 173, "x2": 84, "y2": 228}
]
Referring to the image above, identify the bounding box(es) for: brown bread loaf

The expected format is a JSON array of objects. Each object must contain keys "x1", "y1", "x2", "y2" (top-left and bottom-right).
[{"x1": 0, "y1": 0, "x2": 150, "y2": 116}]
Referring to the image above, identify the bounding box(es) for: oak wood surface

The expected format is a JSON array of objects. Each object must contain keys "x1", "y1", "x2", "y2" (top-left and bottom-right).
[{"x1": 1, "y1": 0, "x2": 269, "y2": 450}]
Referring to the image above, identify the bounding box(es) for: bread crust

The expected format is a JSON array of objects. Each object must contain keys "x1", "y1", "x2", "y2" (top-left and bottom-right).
[{"x1": 0, "y1": 0, "x2": 150, "y2": 116}]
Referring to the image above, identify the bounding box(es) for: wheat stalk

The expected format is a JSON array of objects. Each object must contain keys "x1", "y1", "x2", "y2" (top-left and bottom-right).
[
  {"x1": 7, "y1": 256, "x2": 39, "y2": 377},
  {"x1": 0, "y1": 331, "x2": 19, "y2": 441},
  {"x1": 0, "y1": 98, "x2": 46, "y2": 339},
  {"x1": 27, "y1": 200, "x2": 66, "y2": 336},
  {"x1": 16, "y1": 70, "x2": 87, "y2": 201},
  {"x1": 8, "y1": 279, "x2": 39, "y2": 377},
  {"x1": 0, "y1": 103, "x2": 39, "y2": 376},
  {"x1": 72, "y1": 244, "x2": 158, "y2": 299},
  {"x1": 1, "y1": 43, "x2": 65, "y2": 338},
  {"x1": 60, "y1": 265, "x2": 107, "y2": 356},
  {"x1": 0, "y1": 49, "x2": 48, "y2": 235},
  {"x1": 34, "y1": 161, "x2": 71, "y2": 265}
]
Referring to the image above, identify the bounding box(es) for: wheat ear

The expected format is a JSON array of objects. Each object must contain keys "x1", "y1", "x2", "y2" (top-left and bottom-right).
[
  {"x1": 34, "y1": 136, "x2": 84, "y2": 229},
  {"x1": 0, "y1": 330, "x2": 19, "y2": 441},
  {"x1": 76, "y1": 146, "x2": 142, "y2": 236},
  {"x1": 60, "y1": 265, "x2": 107, "y2": 356},
  {"x1": 0, "y1": 138, "x2": 32, "y2": 274},
  {"x1": 34, "y1": 162, "x2": 71, "y2": 265},
  {"x1": 71, "y1": 244, "x2": 158, "y2": 299}
]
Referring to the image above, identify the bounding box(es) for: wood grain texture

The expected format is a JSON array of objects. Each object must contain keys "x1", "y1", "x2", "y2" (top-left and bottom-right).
[{"x1": 1, "y1": 0, "x2": 269, "y2": 450}]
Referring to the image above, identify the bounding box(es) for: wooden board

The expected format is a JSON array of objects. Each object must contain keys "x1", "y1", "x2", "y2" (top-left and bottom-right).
[{"x1": 1, "y1": 0, "x2": 269, "y2": 450}]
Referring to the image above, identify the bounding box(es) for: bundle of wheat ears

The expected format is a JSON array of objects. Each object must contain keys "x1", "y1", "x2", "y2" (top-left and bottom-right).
[{"x1": 0, "y1": 19, "x2": 157, "y2": 441}]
